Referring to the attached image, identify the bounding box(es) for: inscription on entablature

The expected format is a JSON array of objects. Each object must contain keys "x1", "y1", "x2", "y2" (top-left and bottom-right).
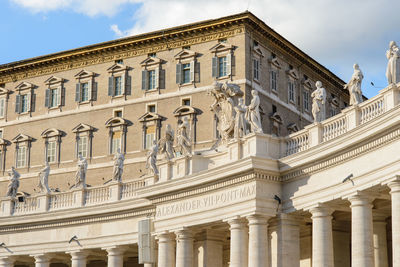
[{"x1": 155, "y1": 183, "x2": 255, "y2": 219}]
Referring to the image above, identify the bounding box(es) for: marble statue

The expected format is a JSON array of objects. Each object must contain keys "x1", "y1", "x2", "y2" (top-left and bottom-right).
[
  {"x1": 158, "y1": 124, "x2": 175, "y2": 160},
  {"x1": 6, "y1": 167, "x2": 20, "y2": 198},
  {"x1": 386, "y1": 41, "x2": 400, "y2": 84},
  {"x1": 311, "y1": 81, "x2": 327, "y2": 123},
  {"x1": 38, "y1": 161, "x2": 51, "y2": 193},
  {"x1": 246, "y1": 90, "x2": 263, "y2": 134},
  {"x1": 344, "y1": 64, "x2": 363, "y2": 105},
  {"x1": 112, "y1": 148, "x2": 124, "y2": 182},
  {"x1": 234, "y1": 98, "x2": 247, "y2": 138},
  {"x1": 75, "y1": 155, "x2": 88, "y2": 188},
  {"x1": 146, "y1": 140, "x2": 159, "y2": 176},
  {"x1": 208, "y1": 81, "x2": 244, "y2": 143},
  {"x1": 177, "y1": 117, "x2": 192, "y2": 156}
]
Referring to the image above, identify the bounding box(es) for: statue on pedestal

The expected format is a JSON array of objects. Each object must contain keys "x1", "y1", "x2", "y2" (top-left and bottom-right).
[
  {"x1": 246, "y1": 90, "x2": 263, "y2": 134},
  {"x1": 386, "y1": 41, "x2": 400, "y2": 85},
  {"x1": 112, "y1": 148, "x2": 124, "y2": 182},
  {"x1": 177, "y1": 117, "x2": 192, "y2": 156},
  {"x1": 75, "y1": 155, "x2": 88, "y2": 189},
  {"x1": 38, "y1": 161, "x2": 51, "y2": 193},
  {"x1": 344, "y1": 64, "x2": 363, "y2": 105},
  {"x1": 311, "y1": 81, "x2": 327, "y2": 123},
  {"x1": 146, "y1": 140, "x2": 159, "y2": 176},
  {"x1": 234, "y1": 98, "x2": 247, "y2": 138},
  {"x1": 159, "y1": 124, "x2": 175, "y2": 160},
  {"x1": 6, "y1": 167, "x2": 20, "y2": 198}
]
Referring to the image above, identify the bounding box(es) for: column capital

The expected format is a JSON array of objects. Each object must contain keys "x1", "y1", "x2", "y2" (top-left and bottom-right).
[
  {"x1": 102, "y1": 246, "x2": 127, "y2": 256},
  {"x1": 0, "y1": 257, "x2": 15, "y2": 265},
  {"x1": 388, "y1": 179, "x2": 400, "y2": 193},
  {"x1": 156, "y1": 232, "x2": 175, "y2": 243},
  {"x1": 31, "y1": 253, "x2": 52, "y2": 263},
  {"x1": 225, "y1": 216, "x2": 247, "y2": 229},
  {"x1": 66, "y1": 250, "x2": 89, "y2": 260},
  {"x1": 309, "y1": 204, "x2": 334, "y2": 218},
  {"x1": 246, "y1": 214, "x2": 270, "y2": 225},
  {"x1": 347, "y1": 192, "x2": 374, "y2": 207},
  {"x1": 175, "y1": 228, "x2": 193, "y2": 240}
]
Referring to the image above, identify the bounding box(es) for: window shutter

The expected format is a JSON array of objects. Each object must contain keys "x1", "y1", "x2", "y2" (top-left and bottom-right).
[
  {"x1": 0, "y1": 99, "x2": 4, "y2": 117},
  {"x1": 60, "y1": 86, "x2": 65, "y2": 106},
  {"x1": 15, "y1": 95, "x2": 21, "y2": 114},
  {"x1": 176, "y1": 63, "x2": 182, "y2": 84},
  {"x1": 26, "y1": 93, "x2": 31, "y2": 112},
  {"x1": 142, "y1": 70, "x2": 148, "y2": 90},
  {"x1": 108, "y1": 76, "x2": 114, "y2": 96},
  {"x1": 31, "y1": 93, "x2": 36, "y2": 112},
  {"x1": 88, "y1": 80, "x2": 92, "y2": 100},
  {"x1": 155, "y1": 67, "x2": 159, "y2": 89},
  {"x1": 226, "y1": 53, "x2": 232, "y2": 76},
  {"x1": 92, "y1": 82, "x2": 98, "y2": 101},
  {"x1": 195, "y1": 62, "x2": 200, "y2": 83},
  {"x1": 57, "y1": 86, "x2": 62, "y2": 106},
  {"x1": 45, "y1": 89, "x2": 50, "y2": 107},
  {"x1": 125, "y1": 75, "x2": 131, "y2": 95},
  {"x1": 212, "y1": 56, "x2": 218, "y2": 77},
  {"x1": 159, "y1": 69, "x2": 166, "y2": 89},
  {"x1": 75, "y1": 83, "x2": 81, "y2": 102},
  {"x1": 190, "y1": 61, "x2": 195, "y2": 82},
  {"x1": 121, "y1": 73, "x2": 126, "y2": 95}
]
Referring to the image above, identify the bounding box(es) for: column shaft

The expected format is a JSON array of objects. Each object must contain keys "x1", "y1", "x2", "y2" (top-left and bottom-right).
[
  {"x1": 0, "y1": 258, "x2": 14, "y2": 267},
  {"x1": 247, "y1": 215, "x2": 269, "y2": 267},
  {"x1": 373, "y1": 219, "x2": 389, "y2": 267},
  {"x1": 228, "y1": 218, "x2": 248, "y2": 267},
  {"x1": 389, "y1": 181, "x2": 400, "y2": 266},
  {"x1": 176, "y1": 229, "x2": 193, "y2": 267},
  {"x1": 310, "y1": 206, "x2": 334, "y2": 267},
  {"x1": 157, "y1": 233, "x2": 175, "y2": 267},
  {"x1": 349, "y1": 194, "x2": 374, "y2": 267}
]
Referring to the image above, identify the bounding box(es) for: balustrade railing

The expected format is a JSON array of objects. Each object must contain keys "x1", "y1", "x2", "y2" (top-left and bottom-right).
[
  {"x1": 121, "y1": 180, "x2": 146, "y2": 199},
  {"x1": 13, "y1": 196, "x2": 38, "y2": 214},
  {"x1": 85, "y1": 186, "x2": 110, "y2": 205},
  {"x1": 49, "y1": 191, "x2": 74, "y2": 210},
  {"x1": 322, "y1": 114, "x2": 347, "y2": 142},
  {"x1": 286, "y1": 131, "x2": 309, "y2": 156},
  {"x1": 360, "y1": 96, "x2": 385, "y2": 124}
]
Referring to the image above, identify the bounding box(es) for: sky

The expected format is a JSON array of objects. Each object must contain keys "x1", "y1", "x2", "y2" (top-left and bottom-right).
[{"x1": 1, "y1": 0, "x2": 400, "y2": 98}]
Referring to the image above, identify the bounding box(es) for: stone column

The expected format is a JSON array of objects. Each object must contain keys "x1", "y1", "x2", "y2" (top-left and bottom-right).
[
  {"x1": 373, "y1": 215, "x2": 389, "y2": 267},
  {"x1": 68, "y1": 251, "x2": 88, "y2": 267},
  {"x1": 175, "y1": 229, "x2": 193, "y2": 267},
  {"x1": 247, "y1": 215, "x2": 269, "y2": 267},
  {"x1": 348, "y1": 194, "x2": 374, "y2": 267},
  {"x1": 228, "y1": 218, "x2": 248, "y2": 267},
  {"x1": 309, "y1": 206, "x2": 334, "y2": 267},
  {"x1": 0, "y1": 257, "x2": 15, "y2": 267},
  {"x1": 194, "y1": 229, "x2": 224, "y2": 267},
  {"x1": 105, "y1": 247, "x2": 126, "y2": 267},
  {"x1": 33, "y1": 254, "x2": 51, "y2": 267},
  {"x1": 388, "y1": 180, "x2": 400, "y2": 267},
  {"x1": 157, "y1": 232, "x2": 175, "y2": 267}
]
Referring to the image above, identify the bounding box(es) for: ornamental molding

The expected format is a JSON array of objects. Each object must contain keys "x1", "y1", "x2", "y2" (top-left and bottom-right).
[
  {"x1": 0, "y1": 27, "x2": 244, "y2": 84},
  {"x1": 281, "y1": 125, "x2": 400, "y2": 181},
  {"x1": 0, "y1": 207, "x2": 155, "y2": 233}
]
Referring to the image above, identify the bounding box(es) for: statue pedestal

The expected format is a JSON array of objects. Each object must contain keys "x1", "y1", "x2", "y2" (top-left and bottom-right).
[
  {"x1": 144, "y1": 174, "x2": 158, "y2": 186},
  {"x1": 109, "y1": 181, "x2": 122, "y2": 202},
  {"x1": 37, "y1": 193, "x2": 50, "y2": 212},
  {"x1": 158, "y1": 160, "x2": 173, "y2": 182},
  {"x1": 306, "y1": 123, "x2": 323, "y2": 148},
  {"x1": 227, "y1": 139, "x2": 244, "y2": 161},
  {"x1": 173, "y1": 156, "x2": 190, "y2": 179},
  {"x1": 72, "y1": 188, "x2": 86, "y2": 207},
  {"x1": 0, "y1": 197, "x2": 14, "y2": 216}
]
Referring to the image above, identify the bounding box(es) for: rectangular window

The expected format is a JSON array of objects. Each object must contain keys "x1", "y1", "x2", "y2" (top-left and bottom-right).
[
  {"x1": 21, "y1": 94, "x2": 28, "y2": 113},
  {"x1": 111, "y1": 131, "x2": 121, "y2": 154},
  {"x1": 145, "y1": 125, "x2": 156, "y2": 149},
  {"x1": 182, "y1": 98, "x2": 191, "y2": 106},
  {"x1": 218, "y1": 56, "x2": 227, "y2": 77},
  {"x1": 303, "y1": 90, "x2": 310, "y2": 111},
  {"x1": 81, "y1": 82, "x2": 89, "y2": 102},
  {"x1": 182, "y1": 63, "x2": 191, "y2": 84},
  {"x1": 148, "y1": 70, "x2": 156, "y2": 90},
  {"x1": 147, "y1": 105, "x2": 156, "y2": 113},
  {"x1": 77, "y1": 136, "x2": 88, "y2": 158},
  {"x1": 46, "y1": 141, "x2": 56, "y2": 163},
  {"x1": 253, "y1": 59, "x2": 259, "y2": 80},
  {"x1": 114, "y1": 76, "x2": 122, "y2": 96},
  {"x1": 50, "y1": 88, "x2": 59, "y2": 108},
  {"x1": 0, "y1": 98, "x2": 5, "y2": 118},
  {"x1": 288, "y1": 81, "x2": 295, "y2": 102},
  {"x1": 271, "y1": 70, "x2": 277, "y2": 91},
  {"x1": 16, "y1": 146, "x2": 27, "y2": 168}
]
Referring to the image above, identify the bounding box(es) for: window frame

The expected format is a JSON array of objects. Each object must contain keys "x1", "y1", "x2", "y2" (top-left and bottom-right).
[
  {"x1": 12, "y1": 134, "x2": 32, "y2": 170},
  {"x1": 107, "y1": 63, "x2": 131, "y2": 99},
  {"x1": 44, "y1": 76, "x2": 65, "y2": 110},
  {"x1": 72, "y1": 123, "x2": 95, "y2": 160},
  {"x1": 174, "y1": 49, "x2": 199, "y2": 86}
]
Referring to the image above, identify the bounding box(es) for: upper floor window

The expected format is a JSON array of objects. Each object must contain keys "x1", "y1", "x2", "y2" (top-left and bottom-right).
[
  {"x1": 268, "y1": 54, "x2": 281, "y2": 93},
  {"x1": 41, "y1": 128, "x2": 63, "y2": 164},
  {"x1": 288, "y1": 81, "x2": 295, "y2": 103},
  {"x1": 44, "y1": 76, "x2": 65, "y2": 109},
  {"x1": 12, "y1": 133, "x2": 32, "y2": 169},
  {"x1": 253, "y1": 58, "x2": 260, "y2": 81},
  {"x1": 175, "y1": 49, "x2": 199, "y2": 85},
  {"x1": 16, "y1": 146, "x2": 27, "y2": 168},
  {"x1": 15, "y1": 82, "x2": 35, "y2": 115},
  {"x1": 210, "y1": 42, "x2": 235, "y2": 79},
  {"x1": 303, "y1": 90, "x2": 310, "y2": 112},
  {"x1": 139, "y1": 113, "x2": 162, "y2": 150},
  {"x1": 75, "y1": 70, "x2": 97, "y2": 103},
  {"x1": 141, "y1": 57, "x2": 165, "y2": 91},
  {"x1": 105, "y1": 117, "x2": 127, "y2": 154},
  {"x1": 107, "y1": 64, "x2": 131, "y2": 98},
  {"x1": 302, "y1": 77, "x2": 313, "y2": 113},
  {"x1": 0, "y1": 87, "x2": 9, "y2": 119},
  {"x1": 286, "y1": 67, "x2": 299, "y2": 104},
  {"x1": 72, "y1": 123, "x2": 95, "y2": 159},
  {"x1": 270, "y1": 70, "x2": 278, "y2": 92}
]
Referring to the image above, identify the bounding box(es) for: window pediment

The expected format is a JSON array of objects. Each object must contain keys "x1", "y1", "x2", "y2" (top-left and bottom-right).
[
  {"x1": 139, "y1": 112, "x2": 164, "y2": 123},
  {"x1": 286, "y1": 68, "x2": 299, "y2": 80},
  {"x1": 105, "y1": 117, "x2": 128, "y2": 128},
  {"x1": 41, "y1": 128, "x2": 64, "y2": 138},
  {"x1": 253, "y1": 45, "x2": 264, "y2": 57},
  {"x1": 15, "y1": 82, "x2": 35, "y2": 92},
  {"x1": 287, "y1": 123, "x2": 299, "y2": 133},
  {"x1": 268, "y1": 56, "x2": 281, "y2": 69},
  {"x1": 210, "y1": 42, "x2": 234, "y2": 53},
  {"x1": 0, "y1": 138, "x2": 8, "y2": 146},
  {"x1": 12, "y1": 134, "x2": 33, "y2": 143},
  {"x1": 107, "y1": 63, "x2": 129, "y2": 74},
  {"x1": 173, "y1": 105, "x2": 198, "y2": 117},
  {"x1": 0, "y1": 87, "x2": 10, "y2": 95},
  {"x1": 174, "y1": 49, "x2": 198, "y2": 60},
  {"x1": 302, "y1": 78, "x2": 314, "y2": 89},
  {"x1": 140, "y1": 57, "x2": 163, "y2": 67},
  {"x1": 72, "y1": 123, "x2": 95, "y2": 133},
  {"x1": 270, "y1": 112, "x2": 283, "y2": 124},
  {"x1": 74, "y1": 70, "x2": 96, "y2": 79},
  {"x1": 44, "y1": 76, "x2": 65, "y2": 86}
]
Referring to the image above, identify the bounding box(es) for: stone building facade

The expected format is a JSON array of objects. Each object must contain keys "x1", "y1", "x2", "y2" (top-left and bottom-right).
[{"x1": 0, "y1": 11, "x2": 398, "y2": 267}]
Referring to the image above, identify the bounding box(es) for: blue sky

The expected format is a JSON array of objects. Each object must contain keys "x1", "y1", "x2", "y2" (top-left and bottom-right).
[{"x1": 2, "y1": 0, "x2": 400, "y2": 98}]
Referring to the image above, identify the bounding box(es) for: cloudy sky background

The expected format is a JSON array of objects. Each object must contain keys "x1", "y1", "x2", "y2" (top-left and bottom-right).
[{"x1": 2, "y1": 0, "x2": 400, "y2": 98}]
